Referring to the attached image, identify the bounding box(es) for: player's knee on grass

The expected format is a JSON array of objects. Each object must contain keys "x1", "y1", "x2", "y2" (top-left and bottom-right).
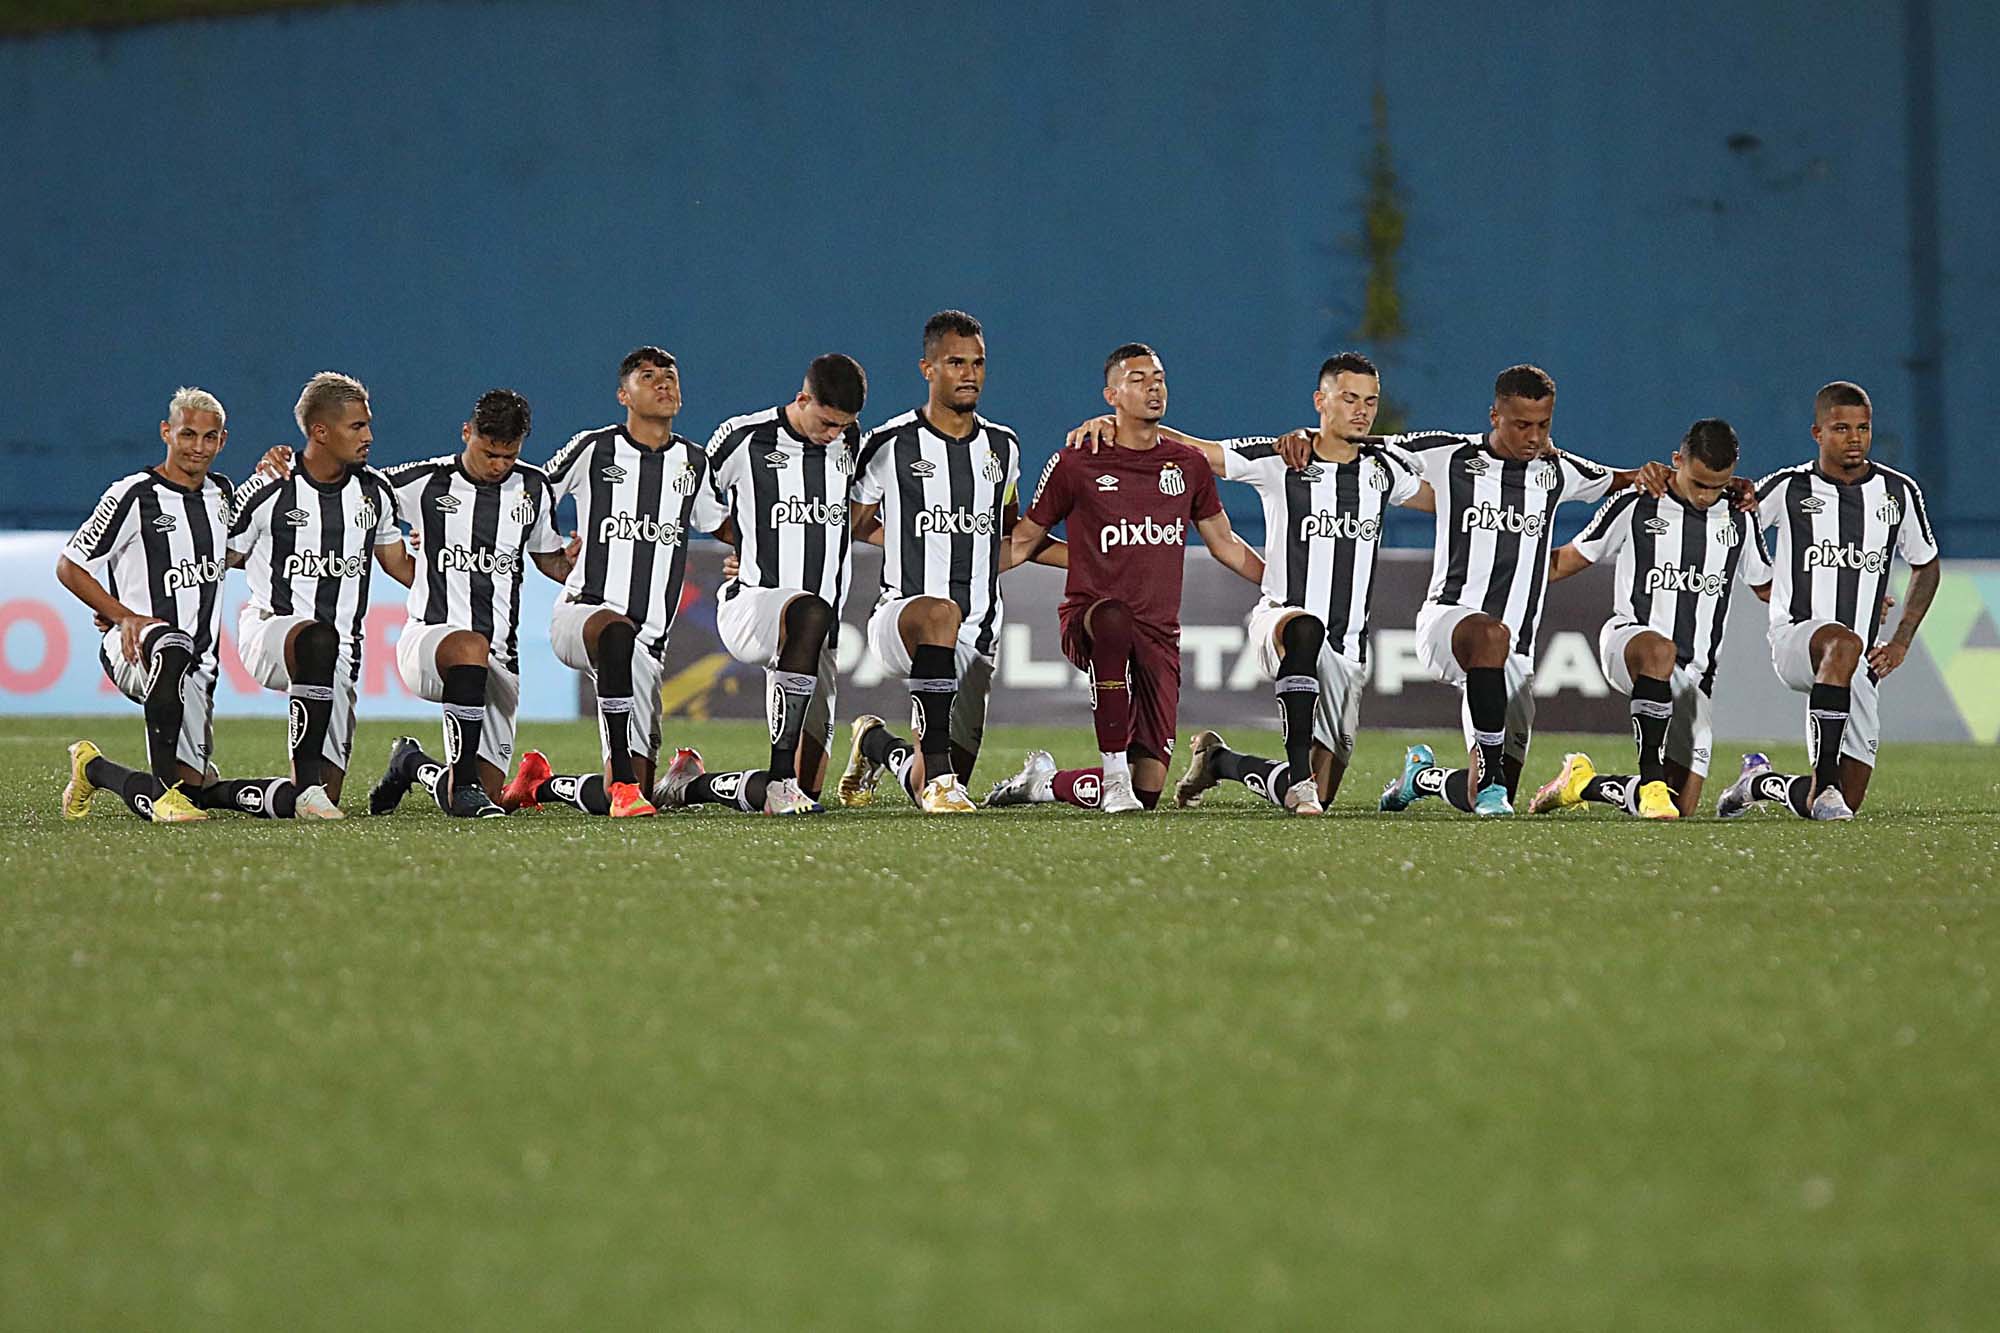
[
  {"x1": 436, "y1": 629, "x2": 490, "y2": 669},
  {"x1": 289, "y1": 619, "x2": 339, "y2": 683}
]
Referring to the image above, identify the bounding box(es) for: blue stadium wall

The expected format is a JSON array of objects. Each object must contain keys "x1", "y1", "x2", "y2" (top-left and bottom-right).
[{"x1": 3, "y1": 0, "x2": 1995, "y2": 554}]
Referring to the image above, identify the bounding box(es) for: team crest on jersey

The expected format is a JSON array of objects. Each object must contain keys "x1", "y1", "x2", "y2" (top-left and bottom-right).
[
  {"x1": 763, "y1": 450, "x2": 790, "y2": 467},
  {"x1": 1876, "y1": 496, "x2": 1902, "y2": 525},
  {"x1": 1366, "y1": 460, "x2": 1392, "y2": 490},
  {"x1": 1095, "y1": 474, "x2": 1119, "y2": 492},
  {"x1": 283, "y1": 507, "x2": 312, "y2": 527},
  {"x1": 151, "y1": 513, "x2": 179, "y2": 532},
  {"x1": 980, "y1": 452, "x2": 1004, "y2": 485},
  {"x1": 599, "y1": 464, "x2": 627, "y2": 483},
  {"x1": 1716, "y1": 520, "x2": 1743, "y2": 547},
  {"x1": 1158, "y1": 463, "x2": 1186, "y2": 496},
  {"x1": 433, "y1": 494, "x2": 462, "y2": 514},
  {"x1": 1798, "y1": 495, "x2": 1827, "y2": 514},
  {"x1": 1461, "y1": 456, "x2": 1491, "y2": 477},
  {"x1": 833, "y1": 448, "x2": 853, "y2": 475},
  {"x1": 509, "y1": 497, "x2": 538, "y2": 524},
  {"x1": 909, "y1": 459, "x2": 938, "y2": 479},
  {"x1": 1642, "y1": 517, "x2": 1672, "y2": 534},
  {"x1": 354, "y1": 499, "x2": 378, "y2": 529},
  {"x1": 672, "y1": 464, "x2": 699, "y2": 496},
  {"x1": 1531, "y1": 460, "x2": 1562, "y2": 491}
]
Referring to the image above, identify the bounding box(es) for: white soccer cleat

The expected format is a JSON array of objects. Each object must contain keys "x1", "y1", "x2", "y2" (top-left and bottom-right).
[
  {"x1": 1099, "y1": 768, "x2": 1145, "y2": 814},
  {"x1": 762, "y1": 776, "x2": 823, "y2": 816},
  {"x1": 1810, "y1": 786, "x2": 1855, "y2": 822},
  {"x1": 1281, "y1": 777, "x2": 1324, "y2": 816},
  {"x1": 652, "y1": 747, "x2": 705, "y2": 810},
  {"x1": 1714, "y1": 752, "x2": 1773, "y2": 820},
  {"x1": 293, "y1": 784, "x2": 346, "y2": 820},
  {"x1": 918, "y1": 773, "x2": 978, "y2": 813},
  {"x1": 986, "y1": 749, "x2": 1057, "y2": 807}
]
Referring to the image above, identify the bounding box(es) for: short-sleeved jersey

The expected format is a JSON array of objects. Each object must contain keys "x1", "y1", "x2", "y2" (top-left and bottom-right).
[
  {"x1": 66, "y1": 468, "x2": 234, "y2": 670},
  {"x1": 707, "y1": 406, "x2": 860, "y2": 617},
  {"x1": 228, "y1": 465, "x2": 401, "y2": 670},
  {"x1": 1756, "y1": 461, "x2": 1939, "y2": 646},
  {"x1": 543, "y1": 426, "x2": 726, "y2": 656},
  {"x1": 1394, "y1": 432, "x2": 1617, "y2": 657},
  {"x1": 1572, "y1": 485, "x2": 1774, "y2": 694},
  {"x1": 1025, "y1": 438, "x2": 1222, "y2": 635},
  {"x1": 852, "y1": 409, "x2": 1021, "y2": 657},
  {"x1": 1220, "y1": 437, "x2": 1423, "y2": 663},
  {"x1": 384, "y1": 455, "x2": 565, "y2": 669}
]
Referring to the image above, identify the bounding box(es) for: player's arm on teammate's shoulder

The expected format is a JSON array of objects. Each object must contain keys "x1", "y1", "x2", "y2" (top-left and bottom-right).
[
  {"x1": 1606, "y1": 459, "x2": 1672, "y2": 497},
  {"x1": 1869, "y1": 557, "x2": 1942, "y2": 678},
  {"x1": 1194, "y1": 509, "x2": 1264, "y2": 586},
  {"x1": 253, "y1": 444, "x2": 294, "y2": 480}
]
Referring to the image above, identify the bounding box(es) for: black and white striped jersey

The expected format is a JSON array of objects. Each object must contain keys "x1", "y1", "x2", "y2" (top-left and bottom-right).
[
  {"x1": 1573, "y1": 486, "x2": 1774, "y2": 694},
  {"x1": 1756, "y1": 461, "x2": 1938, "y2": 646},
  {"x1": 228, "y1": 466, "x2": 402, "y2": 670},
  {"x1": 1220, "y1": 437, "x2": 1423, "y2": 663},
  {"x1": 384, "y1": 455, "x2": 565, "y2": 669},
  {"x1": 66, "y1": 468, "x2": 234, "y2": 671},
  {"x1": 851, "y1": 409, "x2": 1020, "y2": 657},
  {"x1": 543, "y1": 426, "x2": 727, "y2": 655},
  {"x1": 707, "y1": 406, "x2": 860, "y2": 615},
  {"x1": 1396, "y1": 432, "x2": 1618, "y2": 656}
]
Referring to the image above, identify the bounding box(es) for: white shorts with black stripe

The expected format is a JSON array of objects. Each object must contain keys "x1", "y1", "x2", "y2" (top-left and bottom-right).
[
  {"x1": 99, "y1": 624, "x2": 216, "y2": 774},
  {"x1": 395, "y1": 620, "x2": 521, "y2": 772},
  {"x1": 235, "y1": 607, "x2": 360, "y2": 771}
]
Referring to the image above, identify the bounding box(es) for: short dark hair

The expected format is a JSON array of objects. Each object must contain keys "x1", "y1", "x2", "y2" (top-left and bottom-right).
[
  {"x1": 618, "y1": 346, "x2": 676, "y2": 380},
  {"x1": 1814, "y1": 380, "x2": 1871, "y2": 417},
  {"x1": 1680, "y1": 417, "x2": 1739, "y2": 470},
  {"x1": 805, "y1": 353, "x2": 867, "y2": 415},
  {"x1": 1104, "y1": 342, "x2": 1158, "y2": 381},
  {"x1": 923, "y1": 310, "x2": 984, "y2": 357},
  {"x1": 1319, "y1": 351, "x2": 1379, "y2": 383},
  {"x1": 471, "y1": 388, "x2": 532, "y2": 444},
  {"x1": 1494, "y1": 364, "x2": 1556, "y2": 401}
]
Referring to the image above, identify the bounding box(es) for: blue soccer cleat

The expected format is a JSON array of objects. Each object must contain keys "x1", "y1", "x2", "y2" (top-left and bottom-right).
[
  {"x1": 1378, "y1": 743, "x2": 1436, "y2": 813},
  {"x1": 1472, "y1": 783, "x2": 1515, "y2": 817}
]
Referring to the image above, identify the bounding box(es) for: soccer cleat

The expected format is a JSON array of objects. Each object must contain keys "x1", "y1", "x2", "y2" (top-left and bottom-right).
[
  {"x1": 1810, "y1": 786, "x2": 1855, "y2": 822},
  {"x1": 1527, "y1": 751, "x2": 1596, "y2": 815},
  {"x1": 1377, "y1": 743, "x2": 1436, "y2": 813},
  {"x1": 1472, "y1": 784, "x2": 1514, "y2": 817},
  {"x1": 608, "y1": 781, "x2": 656, "y2": 818},
  {"x1": 1100, "y1": 768, "x2": 1145, "y2": 814},
  {"x1": 294, "y1": 784, "x2": 345, "y2": 820},
  {"x1": 762, "y1": 776, "x2": 823, "y2": 816},
  {"x1": 62, "y1": 740, "x2": 102, "y2": 819},
  {"x1": 918, "y1": 773, "x2": 979, "y2": 813},
  {"x1": 837, "y1": 715, "x2": 886, "y2": 807},
  {"x1": 1282, "y1": 777, "x2": 1324, "y2": 816},
  {"x1": 368, "y1": 736, "x2": 425, "y2": 815},
  {"x1": 1174, "y1": 729, "x2": 1226, "y2": 808},
  {"x1": 1635, "y1": 780, "x2": 1680, "y2": 821},
  {"x1": 150, "y1": 782, "x2": 208, "y2": 824},
  {"x1": 651, "y1": 747, "x2": 705, "y2": 810},
  {"x1": 986, "y1": 749, "x2": 1057, "y2": 807},
  {"x1": 1714, "y1": 752, "x2": 1773, "y2": 820},
  {"x1": 500, "y1": 748, "x2": 552, "y2": 812},
  {"x1": 446, "y1": 783, "x2": 507, "y2": 819}
]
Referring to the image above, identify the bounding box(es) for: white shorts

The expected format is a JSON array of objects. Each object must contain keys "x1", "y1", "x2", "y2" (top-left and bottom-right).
[
  {"x1": 99, "y1": 625, "x2": 216, "y2": 774},
  {"x1": 1415, "y1": 601, "x2": 1536, "y2": 764},
  {"x1": 1245, "y1": 599, "x2": 1367, "y2": 761},
  {"x1": 1769, "y1": 618, "x2": 1881, "y2": 764},
  {"x1": 865, "y1": 594, "x2": 997, "y2": 755},
  {"x1": 719, "y1": 583, "x2": 839, "y2": 751},
  {"x1": 395, "y1": 620, "x2": 521, "y2": 771},
  {"x1": 235, "y1": 608, "x2": 360, "y2": 770},
  {"x1": 1597, "y1": 620, "x2": 1715, "y2": 778},
  {"x1": 550, "y1": 595, "x2": 666, "y2": 767}
]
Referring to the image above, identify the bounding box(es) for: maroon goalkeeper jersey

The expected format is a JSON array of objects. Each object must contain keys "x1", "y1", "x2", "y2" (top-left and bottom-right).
[{"x1": 1025, "y1": 438, "x2": 1222, "y2": 635}]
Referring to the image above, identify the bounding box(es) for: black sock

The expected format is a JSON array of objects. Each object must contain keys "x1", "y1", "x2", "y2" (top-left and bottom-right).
[
  {"x1": 197, "y1": 777, "x2": 298, "y2": 819},
  {"x1": 441, "y1": 665, "x2": 487, "y2": 795},
  {"x1": 686, "y1": 770, "x2": 772, "y2": 812},
  {"x1": 1275, "y1": 615, "x2": 1324, "y2": 786},
  {"x1": 594, "y1": 620, "x2": 638, "y2": 785},
  {"x1": 85, "y1": 755, "x2": 164, "y2": 820},
  {"x1": 765, "y1": 671, "x2": 816, "y2": 780},
  {"x1": 1465, "y1": 667, "x2": 1508, "y2": 791},
  {"x1": 909, "y1": 643, "x2": 958, "y2": 772},
  {"x1": 1756, "y1": 771, "x2": 1815, "y2": 819},
  {"x1": 1414, "y1": 765, "x2": 1476, "y2": 813},
  {"x1": 1582, "y1": 774, "x2": 1638, "y2": 813},
  {"x1": 141, "y1": 632, "x2": 195, "y2": 784},
  {"x1": 1630, "y1": 675, "x2": 1673, "y2": 785},
  {"x1": 1807, "y1": 683, "x2": 1851, "y2": 791},
  {"x1": 532, "y1": 773, "x2": 611, "y2": 816},
  {"x1": 288, "y1": 624, "x2": 338, "y2": 788},
  {"x1": 1239, "y1": 756, "x2": 1293, "y2": 807},
  {"x1": 859, "y1": 727, "x2": 919, "y2": 801}
]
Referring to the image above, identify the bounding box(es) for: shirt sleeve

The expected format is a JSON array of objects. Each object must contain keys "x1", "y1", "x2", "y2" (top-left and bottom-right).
[
  {"x1": 1558, "y1": 450, "x2": 1618, "y2": 505},
  {"x1": 849, "y1": 430, "x2": 889, "y2": 505},
  {"x1": 525, "y1": 477, "x2": 566, "y2": 554},
  {"x1": 1753, "y1": 471, "x2": 1788, "y2": 531},
  {"x1": 1896, "y1": 479, "x2": 1940, "y2": 565},
  {"x1": 1570, "y1": 490, "x2": 1635, "y2": 563},
  {"x1": 65, "y1": 479, "x2": 140, "y2": 574},
  {"x1": 1187, "y1": 452, "x2": 1223, "y2": 522},
  {"x1": 370, "y1": 476, "x2": 403, "y2": 546},
  {"x1": 1377, "y1": 444, "x2": 1424, "y2": 504},
  {"x1": 1024, "y1": 452, "x2": 1073, "y2": 529},
  {"x1": 689, "y1": 454, "x2": 730, "y2": 532},
  {"x1": 1219, "y1": 437, "x2": 1285, "y2": 485},
  {"x1": 1737, "y1": 514, "x2": 1774, "y2": 587},
  {"x1": 227, "y1": 477, "x2": 276, "y2": 558}
]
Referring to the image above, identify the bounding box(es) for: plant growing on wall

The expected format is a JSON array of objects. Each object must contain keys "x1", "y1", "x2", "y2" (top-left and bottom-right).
[{"x1": 1353, "y1": 85, "x2": 1411, "y2": 434}]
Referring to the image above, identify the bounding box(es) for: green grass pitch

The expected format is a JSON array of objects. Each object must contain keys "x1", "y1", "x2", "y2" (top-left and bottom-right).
[{"x1": 4, "y1": 714, "x2": 1997, "y2": 1329}]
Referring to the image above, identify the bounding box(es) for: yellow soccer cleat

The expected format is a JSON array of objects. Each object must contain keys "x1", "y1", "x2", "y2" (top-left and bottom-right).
[
  {"x1": 918, "y1": 773, "x2": 978, "y2": 813},
  {"x1": 62, "y1": 740, "x2": 102, "y2": 819},
  {"x1": 1527, "y1": 751, "x2": 1595, "y2": 815},
  {"x1": 1636, "y1": 780, "x2": 1680, "y2": 821},
  {"x1": 837, "y1": 715, "x2": 886, "y2": 807},
  {"x1": 150, "y1": 782, "x2": 209, "y2": 824}
]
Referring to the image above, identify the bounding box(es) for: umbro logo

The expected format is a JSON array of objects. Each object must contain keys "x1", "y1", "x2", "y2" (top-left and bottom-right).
[
  {"x1": 282, "y1": 507, "x2": 312, "y2": 527},
  {"x1": 1642, "y1": 517, "x2": 1672, "y2": 534},
  {"x1": 763, "y1": 451, "x2": 790, "y2": 467},
  {"x1": 433, "y1": 495, "x2": 462, "y2": 513},
  {"x1": 599, "y1": 465, "x2": 627, "y2": 483},
  {"x1": 1462, "y1": 457, "x2": 1491, "y2": 477},
  {"x1": 1798, "y1": 496, "x2": 1827, "y2": 514},
  {"x1": 1299, "y1": 465, "x2": 1325, "y2": 482},
  {"x1": 1095, "y1": 474, "x2": 1119, "y2": 492},
  {"x1": 909, "y1": 459, "x2": 938, "y2": 479},
  {"x1": 151, "y1": 513, "x2": 179, "y2": 532}
]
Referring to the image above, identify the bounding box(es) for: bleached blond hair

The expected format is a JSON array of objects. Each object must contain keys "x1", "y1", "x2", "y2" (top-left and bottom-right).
[
  {"x1": 293, "y1": 371, "x2": 369, "y2": 437},
  {"x1": 168, "y1": 385, "x2": 226, "y2": 427}
]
